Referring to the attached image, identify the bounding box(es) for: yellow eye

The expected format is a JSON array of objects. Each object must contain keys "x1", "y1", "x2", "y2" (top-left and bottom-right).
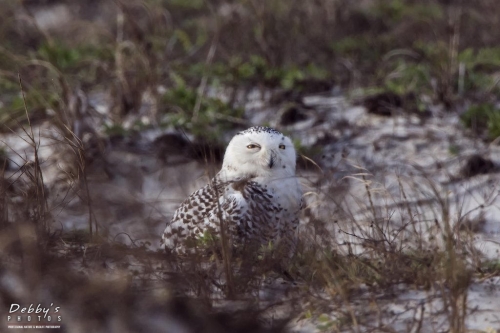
[
  {"x1": 279, "y1": 144, "x2": 286, "y2": 150},
  {"x1": 247, "y1": 144, "x2": 259, "y2": 149}
]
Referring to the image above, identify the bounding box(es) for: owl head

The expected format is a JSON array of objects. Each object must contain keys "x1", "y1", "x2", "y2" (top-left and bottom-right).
[{"x1": 220, "y1": 126, "x2": 297, "y2": 180}]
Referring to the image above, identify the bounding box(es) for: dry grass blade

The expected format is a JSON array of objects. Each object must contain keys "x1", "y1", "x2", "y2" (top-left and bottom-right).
[
  {"x1": 0, "y1": 159, "x2": 6, "y2": 227},
  {"x1": 17, "y1": 73, "x2": 49, "y2": 236},
  {"x1": 212, "y1": 176, "x2": 235, "y2": 298},
  {"x1": 192, "y1": 31, "x2": 219, "y2": 122}
]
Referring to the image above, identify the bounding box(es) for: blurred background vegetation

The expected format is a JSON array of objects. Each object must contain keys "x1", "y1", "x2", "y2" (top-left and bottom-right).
[
  {"x1": 1, "y1": 2, "x2": 500, "y2": 331},
  {"x1": 1, "y1": 0, "x2": 500, "y2": 140}
]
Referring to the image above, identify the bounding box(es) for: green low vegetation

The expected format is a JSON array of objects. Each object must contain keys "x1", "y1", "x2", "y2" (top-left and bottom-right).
[
  {"x1": 461, "y1": 103, "x2": 500, "y2": 140},
  {"x1": 1, "y1": 0, "x2": 500, "y2": 138}
]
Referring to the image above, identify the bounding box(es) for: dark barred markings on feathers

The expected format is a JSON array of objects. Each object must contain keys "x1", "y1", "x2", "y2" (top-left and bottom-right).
[
  {"x1": 236, "y1": 126, "x2": 282, "y2": 136},
  {"x1": 161, "y1": 126, "x2": 303, "y2": 254},
  {"x1": 162, "y1": 177, "x2": 301, "y2": 253}
]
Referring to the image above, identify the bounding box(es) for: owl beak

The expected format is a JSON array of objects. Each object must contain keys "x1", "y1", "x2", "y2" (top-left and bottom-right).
[{"x1": 268, "y1": 150, "x2": 276, "y2": 168}]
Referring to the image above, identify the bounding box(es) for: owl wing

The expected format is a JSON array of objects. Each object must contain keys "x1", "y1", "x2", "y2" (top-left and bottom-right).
[{"x1": 161, "y1": 178, "x2": 223, "y2": 251}]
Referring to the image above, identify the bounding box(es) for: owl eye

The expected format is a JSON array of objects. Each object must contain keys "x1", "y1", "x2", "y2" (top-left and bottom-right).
[
  {"x1": 279, "y1": 144, "x2": 286, "y2": 150},
  {"x1": 247, "y1": 144, "x2": 260, "y2": 149}
]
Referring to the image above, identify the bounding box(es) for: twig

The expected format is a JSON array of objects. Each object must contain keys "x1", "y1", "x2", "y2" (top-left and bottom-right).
[
  {"x1": 192, "y1": 29, "x2": 219, "y2": 121},
  {"x1": 18, "y1": 74, "x2": 49, "y2": 235},
  {"x1": 212, "y1": 177, "x2": 234, "y2": 298}
]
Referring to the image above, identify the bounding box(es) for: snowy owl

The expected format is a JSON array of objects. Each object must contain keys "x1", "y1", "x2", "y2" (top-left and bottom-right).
[{"x1": 161, "y1": 126, "x2": 303, "y2": 254}]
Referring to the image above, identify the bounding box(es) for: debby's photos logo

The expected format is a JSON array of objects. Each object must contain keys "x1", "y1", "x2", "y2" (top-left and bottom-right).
[{"x1": 6, "y1": 303, "x2": 62, "y2": 330}]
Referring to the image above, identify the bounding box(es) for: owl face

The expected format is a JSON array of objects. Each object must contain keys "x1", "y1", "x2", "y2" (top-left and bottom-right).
[{"x1": 221, "y1": 126, "x2": 297, "y2": 179}]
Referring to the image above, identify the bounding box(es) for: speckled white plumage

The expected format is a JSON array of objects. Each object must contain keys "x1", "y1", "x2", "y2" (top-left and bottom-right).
[{"x1": 161, "y1": 126, "x2": 303, "y2": 253}]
